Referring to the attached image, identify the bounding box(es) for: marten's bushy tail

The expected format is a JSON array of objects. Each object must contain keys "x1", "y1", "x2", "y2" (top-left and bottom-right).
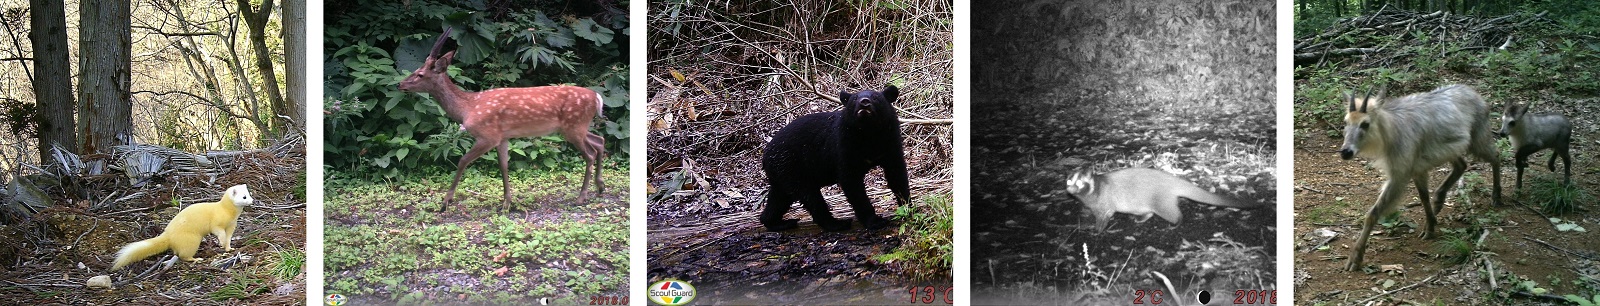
[
  {"x1": 112, "y1": 235, "x2": 170, "y2": 270},
  {"x1": 1175, "y1": 182, "x2": 1259, "y2": 208}
]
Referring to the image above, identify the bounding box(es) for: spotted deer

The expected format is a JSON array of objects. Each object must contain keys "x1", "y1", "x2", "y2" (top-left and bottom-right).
[{"x1": 398, "y1": 27, "x2": 606, "y2": 212}]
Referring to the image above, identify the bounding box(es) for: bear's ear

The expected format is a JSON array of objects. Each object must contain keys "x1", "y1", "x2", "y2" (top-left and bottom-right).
[
  {"x1": 838, "y1": 90, "x2": 853, "y2": 105},
  {"x1": 882, "y1": 85, "x2": 899, "y2": 103}
]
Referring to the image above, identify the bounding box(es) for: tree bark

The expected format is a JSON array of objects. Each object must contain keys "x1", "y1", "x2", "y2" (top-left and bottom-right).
[
  {"x1": 29, "y1": 0, "x2": 76, "y2": 161},
  {"x1": 283, "y1": 0, "x2": 305, "y2": 133},
  {"x1": 77, "y1": 0, "x2": 132, "y2": 154},
  {"x1": 237, "y1": 0, "x2": 285, "y2": 137}
]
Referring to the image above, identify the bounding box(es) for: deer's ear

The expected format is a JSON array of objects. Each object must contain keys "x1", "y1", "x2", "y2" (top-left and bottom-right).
[{"x1": 432, "y1": 51, "x2": 456, "y2": 72}]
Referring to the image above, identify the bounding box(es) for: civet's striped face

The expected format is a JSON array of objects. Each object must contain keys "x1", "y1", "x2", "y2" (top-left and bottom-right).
[{"x1": 1065, "y1": 170, "x2": 1093, "y2": 195}]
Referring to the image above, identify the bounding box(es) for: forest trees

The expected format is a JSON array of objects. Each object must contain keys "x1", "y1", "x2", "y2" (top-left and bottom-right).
[
  {"x1": 0, "y1": 0, "x2": 297, "y2": 168},
  {"x1": 237, "y1": 0, "x2": 287, "y2": 134},
  {"x1": 27, "y1": 0, "x2": 74, "y2": 162},
  {"x1": 284, "y1": 0, "x2": 304, "y2": 132},
  {"x1": 77, "y1": 0, "x2": 133, "y2": 154}
]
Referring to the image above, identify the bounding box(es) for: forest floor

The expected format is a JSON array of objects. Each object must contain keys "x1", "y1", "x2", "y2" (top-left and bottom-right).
[
  {"x1": 0, "y1": 138, "x2": 307, "y2": 305},
  {"x1": 968, "y1": 87, "x2": 1278, "y2": 305},
  {"x1": 1292, "y1": 95, "x2": 1600, "y2": 305},
  {"x1": 322, "y1": 163, "x2": 628, "y2": 305}
]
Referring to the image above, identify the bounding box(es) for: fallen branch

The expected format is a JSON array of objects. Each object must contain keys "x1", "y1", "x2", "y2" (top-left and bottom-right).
[
  {"x1": 1293, "y1": 48, "x2": 1382, "y2": 61},
  {"x1": 1522, "y1": 235, "x2": 1597, "y2": 260},
  {"x1": 1355, "y1": 273, "x2": 1438, "y2": 304}
]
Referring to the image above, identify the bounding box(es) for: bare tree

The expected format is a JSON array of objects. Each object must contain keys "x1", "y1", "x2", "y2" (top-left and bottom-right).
[
  {"x1": 30, "y1": 0, "x2": 75, "y2": 161},
  {"x1": 283, "y1": 0, "x2": 305, "y2": 133},
  {"x1": 77, "y1": 0, "x2": 132, "y2": 154},
  {"x1": 237, "y1": 0, "x2": 285, "y2": 136}
]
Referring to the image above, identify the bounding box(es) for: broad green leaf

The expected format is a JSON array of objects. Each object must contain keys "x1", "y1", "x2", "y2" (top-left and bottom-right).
[{"x1": 572, "y1": 18, "x2": 614, "y2": 45}]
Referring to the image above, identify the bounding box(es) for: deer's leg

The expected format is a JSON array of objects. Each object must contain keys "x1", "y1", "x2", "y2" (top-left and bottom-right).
[
  {"x1": 444, "y1": 139, "x2": 498, "y2": 212},
  {"x1": 561, "y1": 128, "x2": 599, "y2": 203},
  {"x1": 498, "y1": 140, "x2": 513, "y2": 212},
  {"x1": 587, "y1": 132, "x2": 605, "y2": 195}
]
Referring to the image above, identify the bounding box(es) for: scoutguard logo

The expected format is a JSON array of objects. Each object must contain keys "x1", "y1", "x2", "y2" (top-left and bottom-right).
[
  {"x1": 647, "y1": 279, "x2": 696, "y2": 305},
  {"x1": 324, "y1": 294, "x2": 348, "y2": 306}
]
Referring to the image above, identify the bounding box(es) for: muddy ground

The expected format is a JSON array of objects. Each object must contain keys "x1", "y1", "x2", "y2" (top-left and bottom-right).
[{"x1": 647, "y1": 213, "x2": 939, "y2": 304}]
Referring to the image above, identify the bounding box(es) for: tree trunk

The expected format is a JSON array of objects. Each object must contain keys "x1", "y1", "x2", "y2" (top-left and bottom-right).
[
  {"x1": 77, "y1": 0, "x2": 132, "y2": 154},
  {"x1": 237, "y1": 0, "x2": 285, "y2": 138},
  {"x1": 29, "y1": 0, "x2": 75, "y2": 162},
  {"x1": 283, "y1": 0, "x2": 305, "y2": 133},
  {"x1": 221, "y1": 16, "x2": 268, "y2": 145}
]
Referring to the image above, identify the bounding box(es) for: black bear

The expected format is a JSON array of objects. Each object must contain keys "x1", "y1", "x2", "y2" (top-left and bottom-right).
[{"x1": 760, "y1": 85, "x2": 911, "y2": 232}]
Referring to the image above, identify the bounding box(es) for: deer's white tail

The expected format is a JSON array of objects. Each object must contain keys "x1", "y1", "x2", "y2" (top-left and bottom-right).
[{"x1": 594, "y1": 92, "x2": 605, "y2": 119}]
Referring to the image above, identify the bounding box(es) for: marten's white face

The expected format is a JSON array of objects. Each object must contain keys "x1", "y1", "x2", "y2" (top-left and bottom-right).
[{"x1": 226, "y1": 184, "x2": 254, "y2": 207}]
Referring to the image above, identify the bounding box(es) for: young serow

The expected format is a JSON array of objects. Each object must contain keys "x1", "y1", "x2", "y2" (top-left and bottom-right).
[
  {"x1": 1498, "y1": 102, "x2": 1572, "y2": 190},
  {"x1": 1337, "y1": 84, "x2": 1502, "y2": 271}
]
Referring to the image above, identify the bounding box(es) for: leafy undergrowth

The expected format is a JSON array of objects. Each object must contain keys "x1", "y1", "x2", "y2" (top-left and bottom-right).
[
  {"x1": 323, "y1": 164, "x2": 628, "y2": 305},
  {"x1": 878, "y1": 195, "x2": 955, "y2": 283},
  {"x1": 1293, "y1": 7, "x2": 1600, "y2": 305},
  {"x1": 1522, "y1": 178, "x2": 1594, "y2": 216}
]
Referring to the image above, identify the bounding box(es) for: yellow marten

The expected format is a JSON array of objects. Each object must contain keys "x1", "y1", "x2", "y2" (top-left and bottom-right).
[
  {"x1": 111, "y1": 184, "x2": 253, "y2": 270},
  {"x1": 1065, "y1": 168, "x2": 1261, "y2": 231}
]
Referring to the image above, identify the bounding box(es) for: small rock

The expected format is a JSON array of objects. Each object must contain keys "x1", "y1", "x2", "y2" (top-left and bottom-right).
[
  {"x1": 86, "y1": 275, "x2": 111, "y2": 289},
  {"x1": 273, "y1": 283, "x2": 297, "y2": 296}
]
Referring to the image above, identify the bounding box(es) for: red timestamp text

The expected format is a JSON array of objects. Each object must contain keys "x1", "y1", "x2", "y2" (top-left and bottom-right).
[
  {"x1": 588, "y1": 295, "x2": 628, "y2": 305},
  {"x1": 1132, "y1": 289, "x2": 1172, "y2": 304},
  {"x1": 1232, "y1": 289, "x2": 1275, "y2": 304},
  {"x1": 906, "y1": 286, "x2": 954, "y2": 304}
]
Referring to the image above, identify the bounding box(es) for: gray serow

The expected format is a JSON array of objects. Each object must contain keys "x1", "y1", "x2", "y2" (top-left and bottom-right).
[
  {"x1": 1498, "y1": 102, "x2": 1572, "y2": 190},
  {"x1": 1337, "y1": 84, "x2": 1502, "y2": 271}
]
